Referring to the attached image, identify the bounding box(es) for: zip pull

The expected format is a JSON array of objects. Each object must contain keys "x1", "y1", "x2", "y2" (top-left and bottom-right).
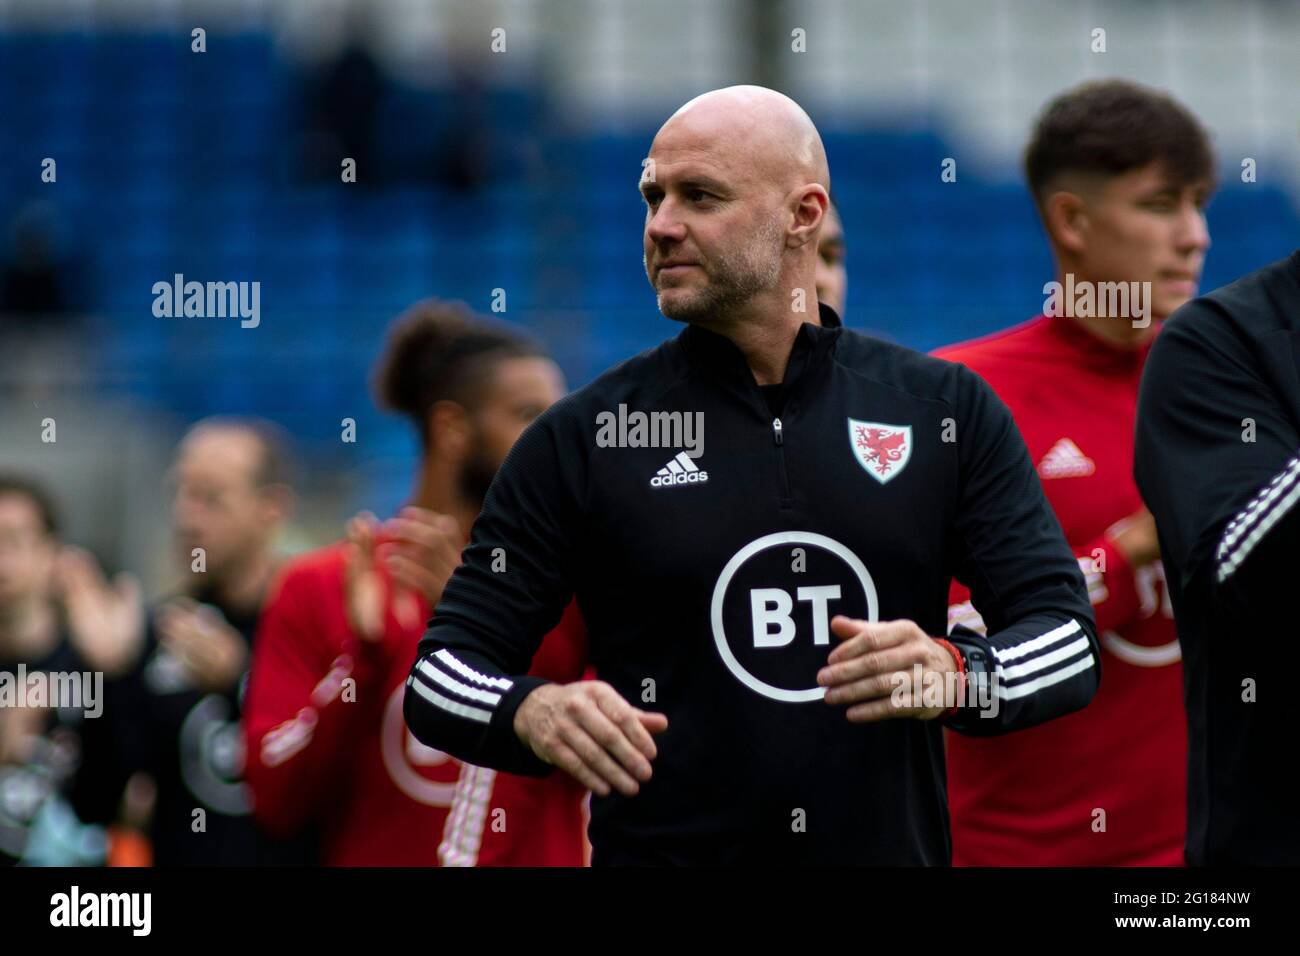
[{"x1": 773, "y1": 417, "x2": 783, "y2": 446}]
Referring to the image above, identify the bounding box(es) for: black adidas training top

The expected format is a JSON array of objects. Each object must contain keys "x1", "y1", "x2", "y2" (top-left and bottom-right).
[
  {"x1": 1135, "y1": 251, "x2": 1300, "y2": 865},
  {"x1": 405, "y1": 303, "x2": 1100, "y2": 864}
]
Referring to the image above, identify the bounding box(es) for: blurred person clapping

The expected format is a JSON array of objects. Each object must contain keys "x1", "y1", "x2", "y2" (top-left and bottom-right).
[
  {"x1": 0, "y1": 475, "x2": 124, "y2": 865},
  {"x1": 101, "y1": 419, "x2": 316, "y2": 866},
  {"x1": 243, "y1": 301, "x2": 590, "y2": 867}
]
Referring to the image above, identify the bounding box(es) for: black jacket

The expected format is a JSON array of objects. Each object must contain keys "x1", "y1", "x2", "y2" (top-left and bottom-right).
[
  {"x1": 1135, "y1": 251, "x2": 1300, "y2": 865},
  {"x1": 406, "y1": 303, "x2": 1099, "y2": 864}
]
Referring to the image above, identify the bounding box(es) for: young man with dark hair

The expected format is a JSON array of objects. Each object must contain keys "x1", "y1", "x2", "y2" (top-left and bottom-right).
[
  {"x1": 1135, "y1": 251, "x2": 1300, "y2": 865},
  {"x1": 243, "y1": 300, "x2": 589, "y2": 866},
  {"x1": 935, "y1": 79, "x2": 1215, "y2": 865}
]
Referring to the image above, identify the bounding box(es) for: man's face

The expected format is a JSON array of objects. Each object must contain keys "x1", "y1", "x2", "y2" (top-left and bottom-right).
[
  {"x1": 1074, "y1": 161, "x2": 1212, "y2": 322},
  {"x1": 815, "y1": 204, "x2": 846, "y2": 315},
  {"x1": 0, "y1": 494, "x2": 55, "y2": 610},
  {"x1": 170, "y1": 429, "x2": 278, "y2": 579},
  {"x1": 641, "y1": 136, "x2": 788, "y2": 323},
  {"x1": 459, "y1": 357, "x2": 566, "y2": 503}
]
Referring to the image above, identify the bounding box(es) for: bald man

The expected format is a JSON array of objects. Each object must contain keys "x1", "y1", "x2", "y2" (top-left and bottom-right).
[
  {"x1": 405, "y1": 86, "x2": 1099, "y2": 864},
  {"x1": 102, "y1": 418, "x2": 318, "y2": 865}
]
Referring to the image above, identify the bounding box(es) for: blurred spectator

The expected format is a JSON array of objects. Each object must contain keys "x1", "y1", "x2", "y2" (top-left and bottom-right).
[
  {"x1": 433, "y1": 70, "x2": 493, "y2": 192},
  {"x1": 0, "y1": 200, "x2": 87, "y2": 330},
  {"x1": 301, "y1": 40, "x2": 384, "y2": 184},
  {"x1": 0, "y1": 201, "x2": 93, "y2": 393},
  {"x1": 0, "y1": 474, "x2": 127, "y2": 865},
  {"x1": 103, "y1": 417, "x2": 318, "y2": 865}
]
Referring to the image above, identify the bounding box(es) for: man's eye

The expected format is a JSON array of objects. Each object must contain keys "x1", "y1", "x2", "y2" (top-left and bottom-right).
[{"x1": 689, "y1": 189, "x2": 711, "y2": 203}]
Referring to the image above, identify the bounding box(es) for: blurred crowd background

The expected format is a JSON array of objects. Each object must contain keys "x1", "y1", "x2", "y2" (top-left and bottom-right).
[{"x1": 2, "y1": 0, "x2": 1298, "y2": 598}]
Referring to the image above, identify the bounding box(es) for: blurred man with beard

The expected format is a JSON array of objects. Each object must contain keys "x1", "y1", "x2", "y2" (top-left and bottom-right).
[{"x1": 244, "y1": 301, "x2": 589, "y2": 866}]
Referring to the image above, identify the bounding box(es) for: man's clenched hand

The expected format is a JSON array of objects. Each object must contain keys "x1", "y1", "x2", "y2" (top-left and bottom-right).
[
  {"x1": 513, "y1": 681, "x2": 668, "y2": 797},
  {"x1": 817, "y1": 616, "x2": 958, "y2": 722}
]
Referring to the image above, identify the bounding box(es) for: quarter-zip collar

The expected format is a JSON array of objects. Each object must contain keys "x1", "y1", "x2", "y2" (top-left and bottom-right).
[{"x1": 678, "y1": 302, "x2": 843, "y2": 400}]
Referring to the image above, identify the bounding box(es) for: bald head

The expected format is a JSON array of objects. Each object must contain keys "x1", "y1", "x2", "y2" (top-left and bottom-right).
[
  {"x1": 657, "y1": 85, "x2": 830, "y2": 195},
  {"x1": 642, "y1": 86, "x2": 831, "y2": 328},
  {"x1": 171, "y1": 418, "x2": 295, "y2": 582}
]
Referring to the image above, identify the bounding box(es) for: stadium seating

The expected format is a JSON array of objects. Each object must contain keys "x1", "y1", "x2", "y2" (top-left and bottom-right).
[{"x1": 3, "y1": 30, "x2": 1296, "y2": 513}]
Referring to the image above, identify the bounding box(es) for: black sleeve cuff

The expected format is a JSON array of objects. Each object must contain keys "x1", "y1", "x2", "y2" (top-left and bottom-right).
[
  {"x1": 939, "y1": 624, "x2": 998, "y2": 734},
  {"x1": 488, "y1": 675, "x2": 558, "y2": 778}
]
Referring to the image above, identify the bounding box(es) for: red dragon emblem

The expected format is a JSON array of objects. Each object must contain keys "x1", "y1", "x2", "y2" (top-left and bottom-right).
[{"x1": 848, "y1": 419, "x2": 912, "y2": 484}]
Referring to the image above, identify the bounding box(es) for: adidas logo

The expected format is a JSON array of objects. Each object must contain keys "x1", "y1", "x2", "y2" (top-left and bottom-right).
[
  {"x1": 1038, "y1": 438, "x2": 1096, "y2": 479},
  {"x1": 650, "y1": 451, "x2": 709, "y2": 488}
]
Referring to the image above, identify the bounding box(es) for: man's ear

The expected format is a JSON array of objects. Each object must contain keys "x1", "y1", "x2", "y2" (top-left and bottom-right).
[
  {"x1": 787, "y1": 185, "x2": 829, "y2": 249},
  {"x1": 428, "y1": 400, "x2": 472, "y2": 460},
  {"x1": 1043, "y1": 190, "x2": 1090, "y2": 257},
  {"x1": 259, "y1": 483, "x2": 295, "y2": 527}
]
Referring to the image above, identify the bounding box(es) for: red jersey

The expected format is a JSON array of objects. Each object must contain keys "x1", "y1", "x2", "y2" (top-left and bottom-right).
[
  {"x1": 242, "y1": 542, "x2": 588, "y2": 866},
  {"x1": 934, "y1": 315, "x2": 1185, "y2": 866},
  {"x1": 439, "y1": 647, "x2": 593, "y2": 867}
]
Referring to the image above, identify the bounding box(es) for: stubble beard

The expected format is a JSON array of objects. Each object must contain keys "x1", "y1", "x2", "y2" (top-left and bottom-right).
[
  {"x1": 651, "y1": 217, "x2": 786, "y2": 324},
  {"x1": 458, "y1": 429, "x2": 500, "y2": 508}
]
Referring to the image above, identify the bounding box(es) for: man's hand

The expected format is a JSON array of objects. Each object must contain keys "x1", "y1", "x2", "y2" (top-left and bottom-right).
[
  {"x1": 343, "y1": 512, "x2": 387, "y2": 642},
  {"x1": 818, "y1": 616, "x2": 958, "y2": 723},
  {"x1": 156, "y1": 598, "x2": 249, "y2": 695},
  {"x1": 513, "y1": 681, "x2": 668, "y2": 797},
  {"x1": 379, "y1": 507, "x2": 462, "y2": 609},
  {"x1": 0, "y1": 699, "x2": 50, "y2": 765},
  {"x1": 55, "y1": 547, "x2": 146, "y2": 678},
  {"x1": 343, "y1": 508, "x2": 462, "y2": 640},
  {"x1": 1106, "y1": 507, "x2": 1161, "y2": 569}
]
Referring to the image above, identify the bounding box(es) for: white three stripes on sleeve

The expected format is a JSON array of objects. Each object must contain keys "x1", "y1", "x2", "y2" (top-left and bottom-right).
[
  {"x1": 990, "y1": 618, "x2": 1094, "y2": 701},
  {"x1": 1216, "y1": 452, "x2": 1300, "y2": 584},
  {"x1": 434, "y1": 649, "x2": 514, "y2": 690},
  {"x1": 416, "y1": 659, "x2": 504, "y2": 707},
  {"x1": 408, "y1": 679, "x2": 493, "y2": 724},
  {"x1": 410, "y1": 650, "x2": 515, "y2": 725}
]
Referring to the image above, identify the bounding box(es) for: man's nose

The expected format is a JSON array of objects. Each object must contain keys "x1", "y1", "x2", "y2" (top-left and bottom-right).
[
  {"x1": 1176, "y1": 202, "x2": 1211, "y2": 255},
  {"x1": 646, "y1": 200, "x2": 687, "y2": 245},
  {"x1": 174, "y1": 492, "x2": 202, "y2": 526}
]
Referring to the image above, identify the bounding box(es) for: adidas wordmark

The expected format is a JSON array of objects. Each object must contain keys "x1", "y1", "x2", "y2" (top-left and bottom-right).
[{"x1": 651, "y1": 451, "x2": 709, "y2": 488}]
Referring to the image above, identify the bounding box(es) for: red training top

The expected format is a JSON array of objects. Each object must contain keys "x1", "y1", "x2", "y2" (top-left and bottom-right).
[
  {"x1": 243, "y1": 542, "x2": 589, "y2": 865},
  {"x1": 934, "y1": 315, "x2": 1185, "y2": 866}
]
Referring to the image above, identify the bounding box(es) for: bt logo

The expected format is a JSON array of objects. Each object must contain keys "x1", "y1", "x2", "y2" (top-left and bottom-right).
[
  {"x1": 750, "y1": 586, "x2": 843, "y2": 647},
  {"x1": 711, "y1": 532, "x2": 878, "y2": 703}
]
